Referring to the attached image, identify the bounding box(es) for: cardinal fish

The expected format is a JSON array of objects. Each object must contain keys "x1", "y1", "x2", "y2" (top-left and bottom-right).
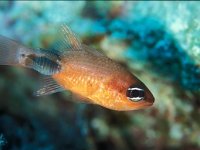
[{"x1": 0, "y1": 24, "x2": 154, "y2": 111}]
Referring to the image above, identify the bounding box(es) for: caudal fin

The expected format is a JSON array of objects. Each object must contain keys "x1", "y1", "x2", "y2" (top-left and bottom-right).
[{"x1": 0, "y1": 35, "x2": 33, "y2": 66}]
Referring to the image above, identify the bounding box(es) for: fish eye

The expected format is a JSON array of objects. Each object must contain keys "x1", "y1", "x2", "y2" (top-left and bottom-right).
[{"x1": 126, "y1": 86, "x2": 145, "y2": 102}]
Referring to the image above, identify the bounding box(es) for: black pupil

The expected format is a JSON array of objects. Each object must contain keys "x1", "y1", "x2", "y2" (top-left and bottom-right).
[{"x1": 127, "y1": 89, "x2": 145, "y2": 98}]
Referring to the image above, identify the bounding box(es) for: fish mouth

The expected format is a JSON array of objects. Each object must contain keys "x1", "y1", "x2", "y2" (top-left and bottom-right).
[
  {"x1": 147, "y1": 96, "x2": 155, "y2": 104},
  {"x1": 140, "y1": 97, "x2": 154, "y2": 109},
  {"x1": 130, "y1": 100, "x2": 154, "y2": 111},
  {"x1": 135, "y1": 96, "x2": 155, "y2": 109},
  {"x1": 145, "y1": 90, "x2": 155, "y2": 105},
  {"x1": 145, "y1": 101, "x2": 154, "y2": 107},
  {"x1": 146, "y1": 97, "x2": 155, "y2": 106},
  {"x1": 141, "y1": 96, "x2": 154, "y2": 108}
]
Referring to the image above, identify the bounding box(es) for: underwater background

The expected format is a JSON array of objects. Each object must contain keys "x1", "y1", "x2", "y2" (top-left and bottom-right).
[{"x1": 0, "y1": 1, "x2": 200, "y2": 150}]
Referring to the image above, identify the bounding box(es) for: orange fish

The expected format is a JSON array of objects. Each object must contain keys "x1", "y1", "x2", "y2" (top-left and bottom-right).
[{"x1": 0, "y1": 24, "x2": 154, "y2": 111}]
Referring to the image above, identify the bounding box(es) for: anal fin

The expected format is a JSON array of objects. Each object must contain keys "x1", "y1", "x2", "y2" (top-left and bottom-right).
[
  {"x1": 34, "y1": 76, "x2": 65, "y2": 96},
  {"x1": 71, "y1": 93, "x2": 93, "y2": 104}
]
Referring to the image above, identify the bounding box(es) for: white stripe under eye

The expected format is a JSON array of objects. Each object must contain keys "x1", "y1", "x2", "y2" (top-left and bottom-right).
[{"x1": 128, "y1": 97, "x2": 144, "y2": 101}]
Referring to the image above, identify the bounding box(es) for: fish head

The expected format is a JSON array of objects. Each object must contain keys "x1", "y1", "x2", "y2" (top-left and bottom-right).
[{"x1": 106, "y1": 74, "x2": 155, "y2": 111}]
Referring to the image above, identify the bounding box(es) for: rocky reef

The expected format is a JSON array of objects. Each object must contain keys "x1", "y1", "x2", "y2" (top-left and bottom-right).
[{"x1": 0, "y1": 1, "x2": 200, "y2": 150}]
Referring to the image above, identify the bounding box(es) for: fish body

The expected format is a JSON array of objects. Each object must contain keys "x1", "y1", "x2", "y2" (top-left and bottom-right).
[{"x1": 0, "y1": 24, "x2": 154, "y2": 111}]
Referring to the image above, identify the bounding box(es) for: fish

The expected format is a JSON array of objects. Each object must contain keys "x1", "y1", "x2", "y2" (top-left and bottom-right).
[{"x1": 0, "y1": 24, "x2": 154, "y2": 111}]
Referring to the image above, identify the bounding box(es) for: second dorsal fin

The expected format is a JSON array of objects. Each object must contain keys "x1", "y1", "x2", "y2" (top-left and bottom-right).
[{"x1": 52, "y1": 24, "x2": 82, "y2": 57}]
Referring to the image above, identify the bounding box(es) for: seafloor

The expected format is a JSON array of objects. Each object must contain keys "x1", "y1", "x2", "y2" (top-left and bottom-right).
[{"x1": 0, "y1": 1, "x2": 200, "y2": 150}]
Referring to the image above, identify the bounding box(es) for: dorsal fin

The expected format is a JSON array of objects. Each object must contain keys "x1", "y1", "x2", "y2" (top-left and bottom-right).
[
  {"x1": 52, "y1": 24, "x2": 82, "y2": 57},
  {"x1": 81, "y1": 44, "x2": 106, "y2": 57}
]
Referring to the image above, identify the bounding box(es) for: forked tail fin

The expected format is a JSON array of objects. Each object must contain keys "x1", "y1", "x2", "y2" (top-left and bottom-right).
[{"x1": 0, "y1": 35, "x2": 33, "y2": 67}]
